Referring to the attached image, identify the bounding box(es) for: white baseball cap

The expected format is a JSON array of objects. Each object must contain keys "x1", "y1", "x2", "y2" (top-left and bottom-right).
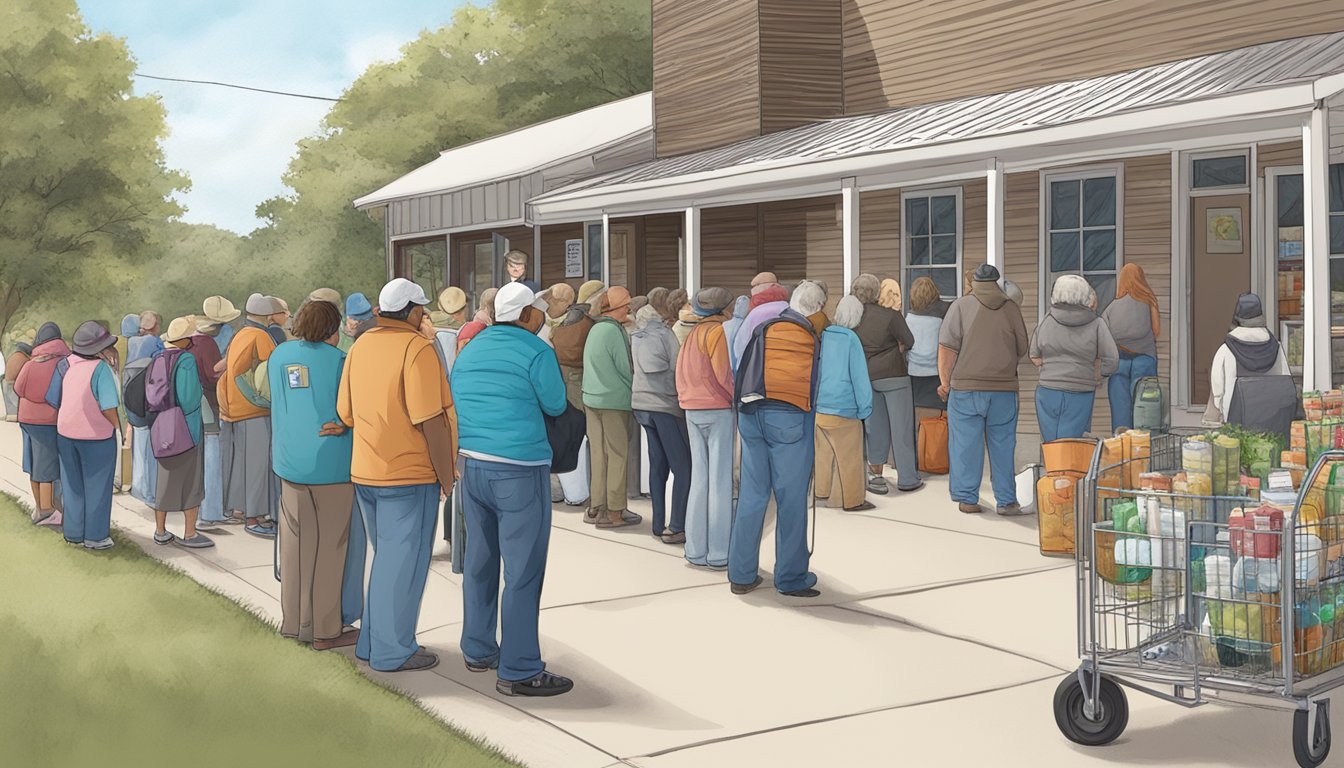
[
  {"x1": 378, "y1": 278, "x2": 431, "y2": 313},
  {"x1": 494, "y1": 282, "x2": 548, "y2": 323}
]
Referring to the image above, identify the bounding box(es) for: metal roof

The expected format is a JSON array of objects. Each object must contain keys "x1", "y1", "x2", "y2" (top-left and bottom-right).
[
  {"x1": 353, "y1": 92, "x2": 653, "y2": 209},
  {"x1": 532, "y1": 32, "x2": 1344, "y2": 206}
]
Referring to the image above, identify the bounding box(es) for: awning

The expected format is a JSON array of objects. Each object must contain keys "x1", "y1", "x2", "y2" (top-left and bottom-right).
[{"x1": 529, "y1": 33, "x2": 1344, "y2": 222}]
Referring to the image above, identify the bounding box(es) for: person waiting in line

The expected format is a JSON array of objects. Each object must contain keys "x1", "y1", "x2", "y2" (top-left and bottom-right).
[
  {"x1": 815, "y1": 295, "x2": 875, "y2": 512},
  {"x1": 219, "y1": 293, "x2": 281, "y2": 537},
  {"x1": 452, "y1": 282, "x2": 573, "y2": 697},
  {"x1": 668, "y1": 289, "x2": 698, "y2": 347},
  {"x1": 730, "y1": 272, "x2": 790, "y2": 366},
  {"x1": 1030, "y1": 275, "x2": 1119, "y2": 443},
  {"x1": 852, "y1": 273, "x2": 924, "y2": 495},
  {"x1": 676, "y1": 287, "x2": 735, "y2": 569},
  {"x1": 127, "y1": 311, "x2": 164, "y2": 364},
  {"x1": 264, "y1": 297, "x2": 291, "y2": 346},
  {"x1": 269, "y1": 300, "x2": 359, "y2": 651},
  {"x1": 552, "y1": 280, "x2": 605, "y2": 510},
  {"x1": 631, "y1": 303, "x2": 690, "y2": 544},
  {"x1": 338, "y1": 278, "x2": 458, "y2": 673},
  {"x1": 583, "y1": 287, "x2": 641, "y2": 529},
  {"x1": 1103, "y1": 263, "x2": 1161, "y2": 433},
  {"x1": 905, "y1": 276, "x2": 950, "y2": 435},
  {"x1": 143, "y1": 318, "x2": 214, "y2": 549},
  {"x1": 341, "y1": 292, "x2": 377, "y2": 352},
  {"x1": 1207, "y1": 292, "x2": 1291, "y2": 428},
  {"x1": 879, "y1": 278, "x2": 903, "y2": 312},
  {"x1": 729, "y1": 279, "x2": 825, "y2": 598},
  {"x1": 433, "y1": 286, "x2": 469, "y2": 374},
  {"x1": 457, "y1": 288, "x2": 498, "y2": 353},
  {"x1": 502, "y1": 250, "x2": 540, "y2": 293},
  {"x1": 4, "y1": 340, "x2": 32, "y2": 422},
  {"x1": 45, "y1": 322, "x2": 121, "y2": 550},
  {"x1": 939, "y1": 264, "x2": 1029, "y2": 515},
  {"x1": 202, "y1": 296, "x2": 243, "y2": 358},
  {"x1": 15, "y1": 322, "x2": 69, "y2": 525},
  {"x1": 723, "y1": 295, "x2": 751, "y2": 371},
  {"x1": 186, "y1": 315, "x2": 228, "y2": 530}
]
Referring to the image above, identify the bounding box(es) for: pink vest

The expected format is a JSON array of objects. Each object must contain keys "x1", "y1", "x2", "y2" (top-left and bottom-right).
[{"x1": 58, "y1": 357, "x2": 115, "y2": 441}]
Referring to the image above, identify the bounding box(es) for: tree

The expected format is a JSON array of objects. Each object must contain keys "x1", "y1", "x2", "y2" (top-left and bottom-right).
[{"x1": 0, "y1": 0, "x2": 187, "y2": 340}]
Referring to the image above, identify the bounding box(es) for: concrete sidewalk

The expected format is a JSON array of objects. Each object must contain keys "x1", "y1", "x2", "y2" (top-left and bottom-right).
[{"x1": 0, "y1": 420, "x2": 1317, "y2": 767}]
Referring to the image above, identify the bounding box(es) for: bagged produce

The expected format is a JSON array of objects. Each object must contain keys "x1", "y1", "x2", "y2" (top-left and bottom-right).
[
  {"x1": 1183, "y1": 437, "x2": 1212, "y2": 476},
  {"x1": 1232, "y1": 556, "x2": 1281, "y2": 593},
  {"x1": 1212, "y1": 434, "x2": 1241, "y2": 496}
]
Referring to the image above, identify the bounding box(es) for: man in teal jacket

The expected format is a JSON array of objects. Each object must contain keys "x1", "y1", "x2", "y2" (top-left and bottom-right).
[
  {"x1": 451, "y1": 282, "x2": 572, "y2": 697},
  {"x1": 582, "y1": 286, "x2": 640, "y2": 529}
]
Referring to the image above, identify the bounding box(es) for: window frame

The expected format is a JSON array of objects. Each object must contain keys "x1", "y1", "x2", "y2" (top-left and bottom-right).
[
  {"x1": 1038, "y1": 164, "x2": 1125, "y2": 321},
  {"x1": 1189, "y1": 149, "x2": 1252, "y2": 194},
  {"x1": 899, "y1": 185, "x2": 964, "y2": 302},
  {"x1": 582, "y1": 220, "x2": 604, "y2": 282}
]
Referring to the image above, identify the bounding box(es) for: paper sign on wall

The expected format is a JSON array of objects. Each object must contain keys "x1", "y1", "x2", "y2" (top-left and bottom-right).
[{"x1": 565, "y1": 239, "x2": 583, "y2": 278}]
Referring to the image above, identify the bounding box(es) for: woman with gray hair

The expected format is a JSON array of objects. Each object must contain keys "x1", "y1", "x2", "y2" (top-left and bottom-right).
[
  {"x1": 814, "y1": 295, "x2": 875, "y2": 511},
  {"x1": 631, "y1": 304, "x2": 690, "y2": 543},
  {"x1": 852, "y1": 273, "x2": 923, "y2": 494},
  {"x1": 1029, "y1": 274, "x2": 1119, "y2": 442}
]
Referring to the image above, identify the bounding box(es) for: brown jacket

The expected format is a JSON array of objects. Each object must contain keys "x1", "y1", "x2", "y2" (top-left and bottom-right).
[
  {"x1": 938, "y1": 282, "x2": 1029, "y2": 392},
  {"x1": 4, "y1": 351, "x2": 28, "y2": 384},
  {"x1": 854, "y1": 304, "x2": 914, "y2": 380},
  {"x1": 552, "y1": 304, "x2": 596, "y2": 369}
]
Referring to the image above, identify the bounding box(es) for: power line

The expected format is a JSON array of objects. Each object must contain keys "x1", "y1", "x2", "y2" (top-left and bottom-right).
[{"x1": 133, "y1": 72, "x2": 342, "y2": 102}]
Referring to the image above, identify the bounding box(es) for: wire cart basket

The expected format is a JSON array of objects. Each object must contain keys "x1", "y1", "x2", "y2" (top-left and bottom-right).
[{"x1": 1056, "y1": 429, "x2": 1344, "y2": 768}]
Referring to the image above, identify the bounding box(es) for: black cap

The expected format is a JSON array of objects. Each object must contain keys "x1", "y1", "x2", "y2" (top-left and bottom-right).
[
  {"x1": 1234, "y1": 292, "x2": 1266, "y2": 327},
  {"x1": 973, "y1": 264, "x2": 1001, "y2": 283}
]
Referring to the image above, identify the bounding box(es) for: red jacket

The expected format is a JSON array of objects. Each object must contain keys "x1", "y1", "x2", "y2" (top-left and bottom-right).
[
  {"x1": 14, "y1": 338, "x2": 71, "y2": 425},
  {"x1": 676, "y1": 315, "x2": 733, "y2": 410}
]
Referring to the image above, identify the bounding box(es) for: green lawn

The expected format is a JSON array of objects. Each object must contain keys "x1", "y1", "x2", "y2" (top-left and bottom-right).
[{"x1": 0, "y1": 494, "x2": 522, "y2": 768}]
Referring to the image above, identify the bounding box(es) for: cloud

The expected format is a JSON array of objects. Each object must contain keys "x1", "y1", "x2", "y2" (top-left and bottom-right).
[{"x1": 80, "y1": 0, "x2": 464, "y2": 234}]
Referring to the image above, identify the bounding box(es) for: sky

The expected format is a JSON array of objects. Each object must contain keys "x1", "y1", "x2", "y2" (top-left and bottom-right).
[{"x1": 80, "y1": 0, "x2": 469, "y2": 235}]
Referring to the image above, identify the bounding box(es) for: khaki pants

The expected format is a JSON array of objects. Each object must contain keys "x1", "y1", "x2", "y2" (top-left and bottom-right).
[
  {"x1": 560, "y1": 366, "x2": 584, "y2": 409},
  {"x1": 815, "y1": 413, "x2": 866, "y2": 509},
  {"x1": 585, "y1": 407, "x2": 632, "y2": 513},
  {"x1": 279, "y1": 480, "x2": 355, "y2": 642}
]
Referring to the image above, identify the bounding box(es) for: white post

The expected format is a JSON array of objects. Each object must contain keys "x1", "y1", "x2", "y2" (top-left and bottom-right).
[
  {"x1": 1304, "y1": 104, "x2": 1331, "y2": 391},
  {"x1": 532, "y1": 225, "x2": 542, "y2": 286},
  {"x1": 842, "y1": 178, "x2": 860, "y2": 294},
  {"x1": 601, "y1": 213, "x2": 611, "y2": 286},
  {"x1": 684, "y1": 206, "x2": 701, "y2": 294},
  {"x1": 987, "y1": 158, "x2": 1005, "y2": 271}
]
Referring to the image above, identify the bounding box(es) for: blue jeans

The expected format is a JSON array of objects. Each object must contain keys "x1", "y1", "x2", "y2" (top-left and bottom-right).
[
  {"x1": 459, "y1": 458, "x2": 551, "y2": 683},
  {"x1": 685, "y1": 409, "x2": 734, "y2": 567},
  {"x1": 634, "y1": 410, "x2": 690, "y2": 535},
  {"x1": 199, "y1": 431, "x2": 226, "y2": 522},
  {"x1": 354, "y1": 483, "x2": 438, "y2": 671},
  {"x1": 729, "y1": 404, "x2": 817, "y2": 593},
  {"x1": 342, "y1": 496, "x2": 368, "y2": 627},
  {"x1": 947, "y1": 391, "x2": 1018, "y2": 507},
  {"x1": 57, "y1": 436, "x2": 116, "y2": 544},
  {"x1": 131, "y1": 425, "x2": 158, "y2": 508},
  {"x1": 1035, "y1": 387, "x2": 1095, "y2": 443},
  {"x1": 1107, "y1": 353, "x2": 1157, "y2": 433}
]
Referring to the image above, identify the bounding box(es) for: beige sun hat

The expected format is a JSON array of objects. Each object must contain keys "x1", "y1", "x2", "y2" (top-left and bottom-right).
[
  {"x1": 202, "y1": 295, "x2": 242, "y2": 323},
  {"x1": 161, "y1": 316, "x2": 197, "y2": 344}
]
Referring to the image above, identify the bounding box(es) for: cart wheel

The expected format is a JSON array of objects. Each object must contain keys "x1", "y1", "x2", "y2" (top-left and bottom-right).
[
  {"x1": 1294, "y1": 700, "x2": 1331, "y2": 768},
  {"x1": 1054, "y1": 673, "x2": 1129, "y2": 747}
]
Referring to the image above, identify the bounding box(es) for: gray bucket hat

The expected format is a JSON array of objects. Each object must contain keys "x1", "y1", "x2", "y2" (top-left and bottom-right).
[{"x1": 72, "y1": 321, "x2": 115, "y2": 356}]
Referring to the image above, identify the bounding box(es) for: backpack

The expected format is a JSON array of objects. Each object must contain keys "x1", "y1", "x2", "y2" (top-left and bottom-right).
[
  {"x1": 734, "y1": 308, "x2": 820, "y2": 412},
  {"x1": 1131, "y1": 377, "x2": 1169, "y2": 434},
  {"x1": 122, "y1": 357, "x2": 154, "y2": 429},
  {"x1": 145, "y1": 348, "x2": 195, "y2": 459}
]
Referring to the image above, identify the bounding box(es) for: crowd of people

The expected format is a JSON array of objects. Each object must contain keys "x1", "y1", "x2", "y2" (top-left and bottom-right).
[{"x1": 11, "y1": 245, "x2": 1283, "y2": 700}]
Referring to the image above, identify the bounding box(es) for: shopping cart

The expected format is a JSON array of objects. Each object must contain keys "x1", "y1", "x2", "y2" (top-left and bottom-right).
[{"x1": 1055, "y1": 431, "x2": 1344, "y2": 768}]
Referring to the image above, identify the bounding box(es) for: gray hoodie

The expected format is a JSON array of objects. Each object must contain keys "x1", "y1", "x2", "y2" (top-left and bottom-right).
[
  {"x1": 1102, "y1": 295, "x2": 1157, "y2": 358},
  {"x1": 630, "y1": 305, "x2": 682, "y2": 416},
  {"x1": 1030, "y1": 304, "x2": 1120, "y2": 393}
]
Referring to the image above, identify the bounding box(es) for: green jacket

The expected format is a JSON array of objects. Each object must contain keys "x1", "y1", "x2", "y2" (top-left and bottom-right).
[{"x1": 582, "y1": 317, "x2": 633, "y2": 411}]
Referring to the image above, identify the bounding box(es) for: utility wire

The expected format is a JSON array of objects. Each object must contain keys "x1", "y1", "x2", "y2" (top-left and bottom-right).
[{"x1": 133, "y1": 72, "x2": 342, "y2": 102}]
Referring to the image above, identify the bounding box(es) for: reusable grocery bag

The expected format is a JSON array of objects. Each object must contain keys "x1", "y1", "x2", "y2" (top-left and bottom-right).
[
  {"x1": 917, "y1": 412, "x2": 949, "y2": 475},
  {"x1": 1037, "y1": 471, "x2": 1081, "y2": 556}
]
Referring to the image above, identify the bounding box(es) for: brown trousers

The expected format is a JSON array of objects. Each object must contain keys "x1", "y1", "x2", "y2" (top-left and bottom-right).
[
  {"x1": 585, "y1": 406, "x2": 632, "y2": 513},
  {"x1": 279, "y1": 480, "x2": 355, "y2": 642},
  {"x1": 815, "y1": 413, "x2": 866, "y2": 509}
]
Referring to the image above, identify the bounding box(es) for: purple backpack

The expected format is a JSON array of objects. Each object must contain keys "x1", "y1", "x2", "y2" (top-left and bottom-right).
[{"x1": 146, "y1": 348, "x2": 194, "y2": 459}]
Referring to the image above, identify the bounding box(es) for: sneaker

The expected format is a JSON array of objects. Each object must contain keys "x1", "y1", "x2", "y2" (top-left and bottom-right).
[
  {"x1": 660, "y1": 531, "x2": 686, "y2": 545},
  {"x1": 392, "y1": 651, "x2": 440, "y2": 672},
  {"x1": 29, "y1": 507, "x2": 52, "y2": 524},
  {"x1": 83, "y1": 537, "x2": 114, "y2": 550},
  {"x1": 996, "y1": 503, "x2": 1025, "y2": 516},
  {"x1": 176, "y1": 533, "x2": 215, "y2": 549},
  {"x1": 782, "y1": 587, "x2": 821, "y2": 598},
  {"x1": 866, "y1": 475, "x2": 889, "y2": 495},
  {"x1": 843, "y1": 501, "x2": 878, "y2": 512},
  {"x1": 730, "y1": 575, "x2": 764, "y2": 595},
  {"x1": 596, "y1": 509, "x2": 642, "y2": 529},
  {"x1": 958, "y1": 502, "x2": 983, "y2": 514},
  {"x1": 465, "y1": 657, "x2": 499, "y2": 673},
  {"x1": 313, "y1": 630, "x2": 360, "y2": 651},
  {"x1": 496, "y1": 671, "x2": 574, "y2": 697},
  {"x1": 37, "y1": 510, "x2": 63, "y2": 527},
  {"x1": 153, "y1": 531, "x2": 176, "y2": 545},
  {"x1": 245, "y1": 523, "x2": 277, "y2": 539}
]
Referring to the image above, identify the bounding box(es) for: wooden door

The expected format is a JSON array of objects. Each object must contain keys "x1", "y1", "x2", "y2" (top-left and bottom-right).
[
  {"x1": 1191, "y1": 194, "x2": 1251, "y2": 405},
  {"x1": 609, "y1": 223, "x2": 638, "y2": 290}
]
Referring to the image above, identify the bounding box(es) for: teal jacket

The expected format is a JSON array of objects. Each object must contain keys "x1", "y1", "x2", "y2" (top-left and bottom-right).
[
  {"x1": 582, "y1": 318, "x2": 633, "y2": 411},
  {"x1": 452, "y1": 324, "x2": 567, "y2": 464},
  {"x1": 816, "y1": 326, "x2": 873, "y2": 421}
]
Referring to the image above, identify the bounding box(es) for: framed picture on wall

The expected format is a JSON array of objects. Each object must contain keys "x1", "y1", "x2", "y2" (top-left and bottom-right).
[
  {"x1": 1206, "y1": 207, "x2": 1244, "y2": 254},
  {"x1": 1282, "y1": 320, "x2": 1304, "y2": 374}
]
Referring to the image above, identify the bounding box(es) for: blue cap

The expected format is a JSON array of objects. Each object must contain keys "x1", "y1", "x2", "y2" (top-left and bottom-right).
[{"x1": 345, "y1": 292, "x2": 374, "y2": 320}]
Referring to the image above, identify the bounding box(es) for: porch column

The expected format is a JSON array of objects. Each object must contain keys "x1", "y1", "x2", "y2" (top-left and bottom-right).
[
  {"x1": 601, "y1": 213, "x2": 611, "y2": 286},
  {"x1": 987, "y1": 158, "x2": 1005, "y2": 271},
  {"x1": 1304, "y1": 103, "x2": 1332, "y2": 391},
  {"x1": 532, "y1": 225, "x2": 542, "y2": 285},
  {"x1": 445, "y1": 231, "x2": 453, "y2": 286},
  {"x1": 842, "y1": 178, "x2": 860, "y2": 294},
  {"x1": 684, "y1": 206, "x2": 701, "y2": 294}
]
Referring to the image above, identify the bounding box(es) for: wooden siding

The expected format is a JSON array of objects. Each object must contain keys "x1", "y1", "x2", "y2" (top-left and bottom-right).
[
  {"x1": 387, "y1": 176, "x2": 529, "y2": 237},
  {"x1": 859, "y1": 187, "x2": 901, "y2": 278},
  {"x1": 759, "y1": 0, "x2": 845, "y2": 134},
  {"x1": 701, "y1": 205, "x2": 763, "y2": 295},
  {"x1": 842, "y1": 1, "x2": 1344, "y2": 114},
  {"x1": 653, "y1": 0, "x2": 761, "y2": 157},
  {"x1": 1259, "y1": 141, "x2": 1303, "y2": 176},
  {"x1": 763, "y1": 196, "x2": 843, "y2": 310},
  {"x1": 643, "y1": 213, "x2": 683, "y2": 292},
  {"x1": 962, "y1": 179, "x2": 987, "y2": 266},
  {"x1": 539, "y1": 223, "x2": 586, "y2": 293},
  {"x1": 1003, "y1": 172, "x2": 1043, "y2": 433}
]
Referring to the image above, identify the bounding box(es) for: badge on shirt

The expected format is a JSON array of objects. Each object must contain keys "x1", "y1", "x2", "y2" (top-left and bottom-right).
[{"x1": 286, "y1": 364, "x2": 310, "y2": 389}]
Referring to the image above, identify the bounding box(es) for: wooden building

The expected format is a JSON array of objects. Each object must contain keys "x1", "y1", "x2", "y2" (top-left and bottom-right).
[{"x1": 356, "y1": 1, "x2": 1344, "y2": 440}]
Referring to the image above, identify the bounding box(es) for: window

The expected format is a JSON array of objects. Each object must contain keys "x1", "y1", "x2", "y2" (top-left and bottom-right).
[
  {"x1": 585, "y1": 222, "x2": 604, "y2": 281},
  {"x1": 1192, "y1": 155, "x2": 1248, "y2": 189},
  {"x1": 902, "y1": 188, "x2": 960, "y2": 299},
  {"x1": 1273, "y1": 165, "x2": 1344, "y2": 385},
  {"x1": 1044, "y1": 170, "x2": 1120, "y2": 310},
  {"x1": 395, "y1": 238, "x2": 448, "y2": 303}
]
